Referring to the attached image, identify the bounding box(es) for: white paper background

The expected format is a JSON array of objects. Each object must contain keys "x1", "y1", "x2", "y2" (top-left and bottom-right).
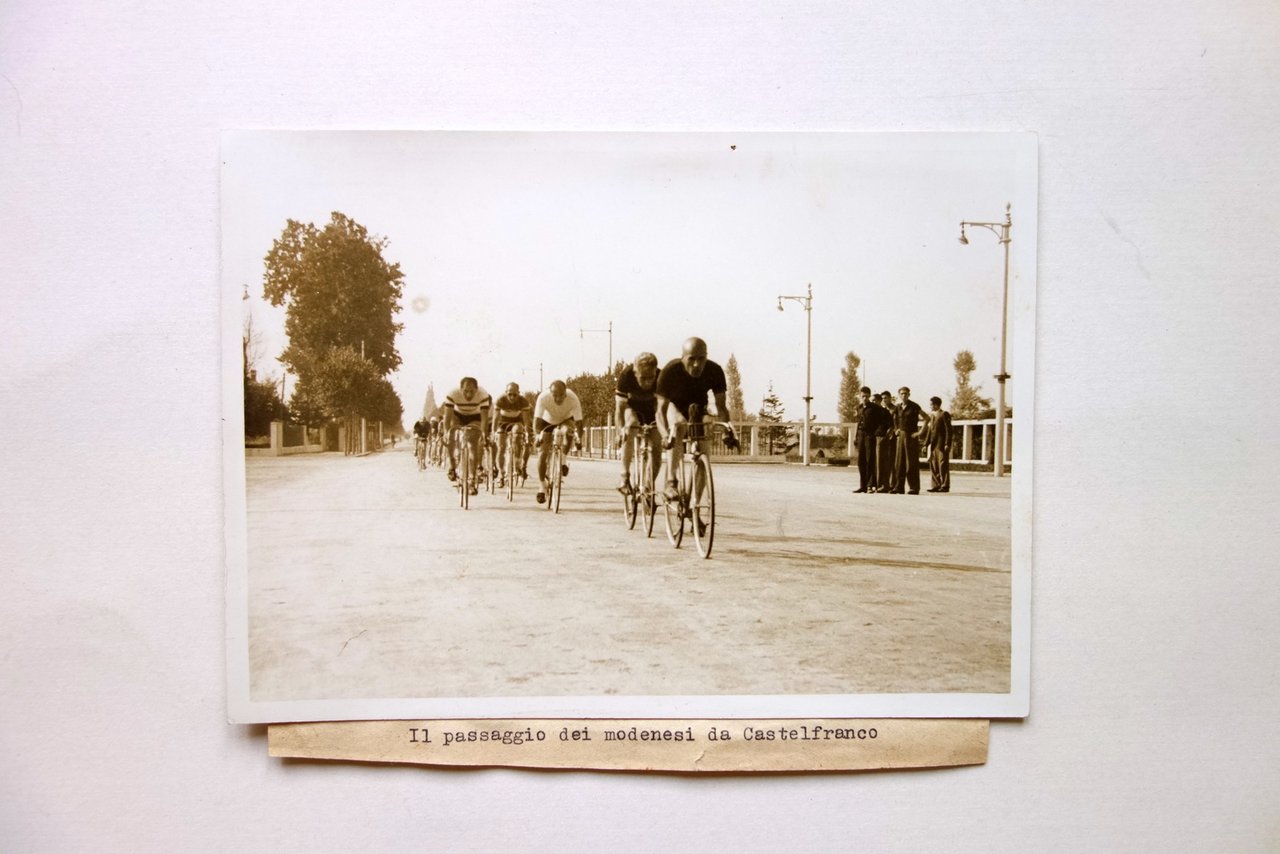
[{"x1": 2, "y1": 2, "x2": 1277, "y2": 851}]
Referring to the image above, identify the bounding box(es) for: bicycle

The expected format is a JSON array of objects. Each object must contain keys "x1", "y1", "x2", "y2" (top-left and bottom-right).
[
  {"x1": 620, "y1": 425, "x2": 659, "y2": 536},
  {"x1": 481, "y1": 435, "x2": 498, "y2": 495},
  {"x1": 499, "y1": 426, "x2": 528, "y2": 502},
  {"x1": 544, "y1": 423, "x2": 573, "y2": 514},
  {"x1": 415, "y1": 436, "x2": 427, "y2": 471},
  {"x1": 452, "y1": 423, "x2": 483, "y2": 509},
  {"x1": 661, "y1": 406, "x2": 729, "y2": 558}
]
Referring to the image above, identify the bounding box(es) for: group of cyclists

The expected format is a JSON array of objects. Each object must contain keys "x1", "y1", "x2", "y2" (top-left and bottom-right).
[{"x1": 410, "y1": 337, "x2": 740, "y2": 506}]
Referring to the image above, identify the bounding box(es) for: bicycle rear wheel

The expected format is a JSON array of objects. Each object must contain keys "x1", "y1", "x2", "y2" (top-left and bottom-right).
[
  {"x1": 662, "y1": 459, "x2": 684, "y2": 548},
  {"x1": 691, "y1": 454, "x2": 715, "y2": 558}
]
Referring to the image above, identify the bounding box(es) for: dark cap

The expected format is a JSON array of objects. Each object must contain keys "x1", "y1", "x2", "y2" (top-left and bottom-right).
[
  {"x1": 860, "y1": 386, "x2": 871, "y2": 395},
  {"x1": 930, "y1": 396, "x2": 942, "y2": 405}
]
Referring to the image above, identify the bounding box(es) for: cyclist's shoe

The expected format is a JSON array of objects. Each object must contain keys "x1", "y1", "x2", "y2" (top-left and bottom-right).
[
  {"x1": 617, "y1": 475, "x2": 632, "y2": 495},
  {"x1": 447, "y1": 468, "x2": 457, "y2": 482},
  {"x1": 496, "y1": 476, "x2": 506, "y2": 488},
  {"x1": 468, "y1": 485, "x2": 479, "y2": 496},
  {"x1": 663, "y1": 479, "x2": 681, "y2": 503},
  {"x1": 536, "y1": 490, "x2": 546, "y2": 504},
  {"x1": 561, "y1": 464, "x2": 570, "y2": 477}
]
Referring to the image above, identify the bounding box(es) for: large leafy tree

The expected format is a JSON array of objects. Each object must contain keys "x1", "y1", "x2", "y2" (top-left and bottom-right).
[
  {"x1": 263, "y1": 212, "x2": 405, "y2": 377},
  {"x1": 262, "y1": 212, "x2": 405, "y2": 427},
  {"x1": 725, "y1": 354, "x2": 746, "y2": 423},
  {"x1": 836, "y1": 351, "x2": 863, "y2": 423},
  {"x1": 566, "y1": 360, "x2": 627, "y2": 425},
  {"x1": 950, "y1": 349, "x2": 992, "y2": 419}
]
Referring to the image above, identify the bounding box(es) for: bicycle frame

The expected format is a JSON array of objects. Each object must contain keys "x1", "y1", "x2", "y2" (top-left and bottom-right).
[
  {"x1": 498, "y1": 426, "x2": 527, "y2": 502},
  {"x1": 546, "y1": 423, "x2": 572, "y2": 514},
  {"x1": 453, "y1": 423, "x2": 484, "y2": 509},
  {"x1": 622, "y1": 424, "x2": 659, "y2": 536},
  {"x1": 662, "y1": 411, "x2": 717, "y2": 558}
]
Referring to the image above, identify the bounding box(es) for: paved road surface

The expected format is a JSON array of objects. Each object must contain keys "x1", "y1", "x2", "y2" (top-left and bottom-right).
[{"x1": 246, "y1": 448, "x2": 1011, "y2": 702}]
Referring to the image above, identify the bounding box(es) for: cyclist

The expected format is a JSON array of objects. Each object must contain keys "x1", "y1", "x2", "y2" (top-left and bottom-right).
[
  {"x1": 412, "y1": 417, "x2": 430, "y2": 466},
  {"x1": 614, "y1": 351, "x2": 662, "y2": 495},
  {"x1": 532, "y1": 380, "x2": 583, "y2": 505},
  {"x1": 655, "y1": 337, "x2": 739, "y2": 502},
  {"x1": 442, "y1": 377, "x2": 492, "y2": 494},
  {"x1": 426, "y1": 415, "x2": 444, "y2": 466},
  {"x1": 492, "y1": 382, "x2": 533, "y2": 487}
]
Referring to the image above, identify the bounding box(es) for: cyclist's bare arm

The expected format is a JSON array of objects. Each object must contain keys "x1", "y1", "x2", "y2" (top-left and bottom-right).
[
  {"x1": 614, "y1": 395, "x2": 628, "y2": 432},
  {"x1": 655, "y1": 394, "x2": 673, "y2": 444},
  {"x1": 711, "y1": 391, "x2": 739, "y2": 448}
]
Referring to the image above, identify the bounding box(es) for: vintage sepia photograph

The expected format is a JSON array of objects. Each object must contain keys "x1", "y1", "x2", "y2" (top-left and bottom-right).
[{"x1": 223, "y1": 131, "x2": 1035, "y2": 723}]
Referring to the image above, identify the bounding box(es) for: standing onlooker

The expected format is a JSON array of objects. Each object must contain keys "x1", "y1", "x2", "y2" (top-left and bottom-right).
[
  {"x1": 891, "y1": 386, "x2": 925, "y2": 495},
  {"x1": 925, "y1": 396, "x2": 952, "y2": 493},
  {"x1": 876, "y1": 391, "x2": 897, "y2": 493},
  {"x1": 853, "y1": 386, "x2": 889, "y2": 493}
]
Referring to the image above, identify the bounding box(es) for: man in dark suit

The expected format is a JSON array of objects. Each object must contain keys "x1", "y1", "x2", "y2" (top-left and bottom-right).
[
  {"x1": 925, "y1": 396, "x2": 952, "y2": 493},
  {"x1": 876, "y1": 391, "x2": 897, "y2": 493},
  {"x1": 852, "y1": 387, "x2": 890, "y2": 493},
  {"x1": 891, "y1": 386, "x2": 925, "y2": 494}
]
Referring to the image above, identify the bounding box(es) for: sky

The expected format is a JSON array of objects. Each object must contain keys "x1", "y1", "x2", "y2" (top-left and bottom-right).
[{"x1": 223, "y1": 131, "x2": 1036, "y2": 425}]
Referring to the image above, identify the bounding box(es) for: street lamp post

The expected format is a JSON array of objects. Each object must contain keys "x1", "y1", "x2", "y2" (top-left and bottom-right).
[
  {"x1": 776, "y1": 283, "x2": 814, "y2": 467},
  {"x1": 959, "y1": 203, "x2": 1013, "y2": 478},
  {"x1": 580, "y1": 321, "x2": 614, "y2": 455}
]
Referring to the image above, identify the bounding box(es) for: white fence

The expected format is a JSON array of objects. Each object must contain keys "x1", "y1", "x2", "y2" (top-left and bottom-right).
[{"x1": 580, "y1": 418, "x2": 1013, "y2": 468}]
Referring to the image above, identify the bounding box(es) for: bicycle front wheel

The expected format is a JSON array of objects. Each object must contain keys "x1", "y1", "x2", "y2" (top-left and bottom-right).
[
  {"x1": 640, "y1": 444, "x2": 657, "y2": 537},
  {"x1": 662, "y1": 460, "x2": 684, "y2": 548},
  {"x1": 551, "y1": 447, "x2": 563, "y2": 514},
  {"x1": 622, "y1": 441, "x2": 639, "y2": 529},
  {"x1": 691, "y1": 455, "x2": 715, "y2": 558},
  {"x1": 545, "y1": 445, "x2": 557, "y2": 512},
  {"x1": 505, "y1": 439, "x2": 516, "y2": 502},
  {"x1": 465, "y1": 440, "x2": 476, "y2": 507}
]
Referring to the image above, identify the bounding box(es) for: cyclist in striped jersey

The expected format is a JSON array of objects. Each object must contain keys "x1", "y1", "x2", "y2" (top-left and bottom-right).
[
  {"x1": 492, "y1": 382, "x2": 533, "y2": 487},
  {"x1": 443, "y1": 377, "x2": 492, "y2": 493}
]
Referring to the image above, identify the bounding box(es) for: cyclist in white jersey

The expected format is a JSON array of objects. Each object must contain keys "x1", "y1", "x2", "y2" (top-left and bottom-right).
[{"x1": 532, "y1": 380, "x2": 582, "y2": 504}]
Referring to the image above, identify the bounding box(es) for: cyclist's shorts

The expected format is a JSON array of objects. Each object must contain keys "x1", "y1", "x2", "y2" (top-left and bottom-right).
[
  {"x1": 539, "y1": 420, "x2": 573, "y2": 434},
  {"x1": 454, "y1": 412, "x2": 482, "y2": 427},
  {"x1": 496, "y1": 419, "x2": 524, "y2": 432}
]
